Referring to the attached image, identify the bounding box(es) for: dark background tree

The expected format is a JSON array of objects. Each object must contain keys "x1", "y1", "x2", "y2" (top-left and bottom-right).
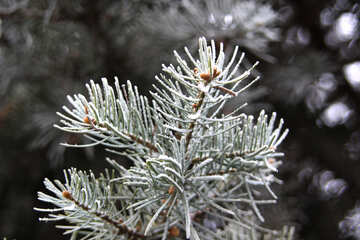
[{"x1": 0, "y1": 0, "x2": 359, "y2": 239}]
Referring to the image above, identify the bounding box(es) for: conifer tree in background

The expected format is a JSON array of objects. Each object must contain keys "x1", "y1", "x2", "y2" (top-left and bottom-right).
[
  {"x1": 35, "y1": 37, "x2": 294, "y2": 239},
  {"x1": 124, "y1": 0, "x2": 280, "y2": 80}
]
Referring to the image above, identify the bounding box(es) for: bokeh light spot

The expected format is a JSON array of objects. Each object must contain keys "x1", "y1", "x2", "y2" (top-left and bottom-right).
[
  {"x1": 335, "y1": 12, "x2": 358, "y2": 41},
  {"x1": 344, "y1": 61, "x2": 360, "y2": 90},
  {"x1": 321, "y1": 102, "x2": 352, "y2": 127}
]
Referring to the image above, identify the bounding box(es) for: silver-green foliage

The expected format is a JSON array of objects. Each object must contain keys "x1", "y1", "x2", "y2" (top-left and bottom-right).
[{"x1": 36, "y1": 37, "x2": 292, "y2": 240}]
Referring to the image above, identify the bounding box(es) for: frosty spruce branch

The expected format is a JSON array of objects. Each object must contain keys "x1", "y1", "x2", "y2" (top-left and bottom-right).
[{"x1": 35, "y1": 37, "x2": 294, "y2": 240}]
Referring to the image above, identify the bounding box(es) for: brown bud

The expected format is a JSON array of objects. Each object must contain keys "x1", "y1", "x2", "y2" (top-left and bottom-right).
[
  {"x1": 213, "y1": 67, "x2": 221, "y2": 77},
  {"x1": 62, "y1": 190, "x2": 73, "y2": 200},
  {"x1": 168, "y1": 185, "x2": 175, "y2": 195},
  {"x1": 200, "y1": 73, "x2": 211, "y2": 81},
  {"x1": 83, "y1": 116, "x2": 91, "y2": 124},
  {"x1": 84, "y1": 116, "x2": 97, "y2": 125},
  {"x1": 194, "y1": 68, "x2": 199, "y2": 74},
  {"x1": 168, "y1": 226, "x2": 180, "y2": 237}
]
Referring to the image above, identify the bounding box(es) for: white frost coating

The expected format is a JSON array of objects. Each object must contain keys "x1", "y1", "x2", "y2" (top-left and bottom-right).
[
  {"x1": 198, "y1": 82, "x2": 210, "y2": 93},
  {"x1": 189, "y1": 175, "x2": 225, "y2": 181},
  {"x1": 158, "y1": 154, "x2": 174, "y2": 161},
  {"x1": 64, "y1": 204, "x2": 76, "y2": 211},
  {"x1": 157, "y1": 155, "x2": 182, "y2": 170},
  {"x1": 205, "y1": 93, "x2": 228, "y2": 103},
  {"x1": 188, "y1": 112, "x2": 201, "y2": 120}
]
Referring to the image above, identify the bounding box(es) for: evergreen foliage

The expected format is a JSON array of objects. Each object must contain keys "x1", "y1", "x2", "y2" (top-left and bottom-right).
[{"x1": 36, "y1": 38, "x2": 293, "y2": 239}]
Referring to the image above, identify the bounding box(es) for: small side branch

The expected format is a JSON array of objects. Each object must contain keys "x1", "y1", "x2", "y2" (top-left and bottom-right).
[
  {"x1": 191, "y1": 147, "x2": 276, "y2": 165},
  {"x1": 185, "y1": 91, "x2": 205, "y2": 149},
  {"x1": 128, "y1": 133, "x2": 158, "y2": 153},
  {"x1": 62, "y1": 191, "x2": 147, "y2": 239},
  {"x1": 185, "y1": 66, "x2": 217, "y2": 149},
  {"x1": 191, "y1": 151, "x2": 246, "y2": 165},
  {"x1": 214, "y1": 86, "x2": 236, "y2": 96}
]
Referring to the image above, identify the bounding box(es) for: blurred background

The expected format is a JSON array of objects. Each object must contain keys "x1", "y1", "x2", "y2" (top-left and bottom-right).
[{"x1": 0, "y1": 0, "x2": 359, "y2": 239}]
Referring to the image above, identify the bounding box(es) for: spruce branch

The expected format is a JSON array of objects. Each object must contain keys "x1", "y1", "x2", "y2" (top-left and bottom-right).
[
  {"x1": 35, "y1": 168, "x2": 148, "y2": 239},
  {"x1": 37, "y1": 37, "x2": 292, "y2": 239},
  {"x1": 54, "y1": 79, "x2": 159, "y2": 157},
  {"x1": 61, "y1": 190, "x2": 147, "y2": 239}
]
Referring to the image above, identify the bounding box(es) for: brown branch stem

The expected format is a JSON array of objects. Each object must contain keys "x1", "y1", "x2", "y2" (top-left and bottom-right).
[
  {"x1": 62, "y1": 191, "x2": 147, "y2": 239},
  {"x1": 128, "y1": 133, "x2": 158, "y2": 153},
  {"x1": 214, "y1": 86, "x2": 236, "y2": 96}
]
